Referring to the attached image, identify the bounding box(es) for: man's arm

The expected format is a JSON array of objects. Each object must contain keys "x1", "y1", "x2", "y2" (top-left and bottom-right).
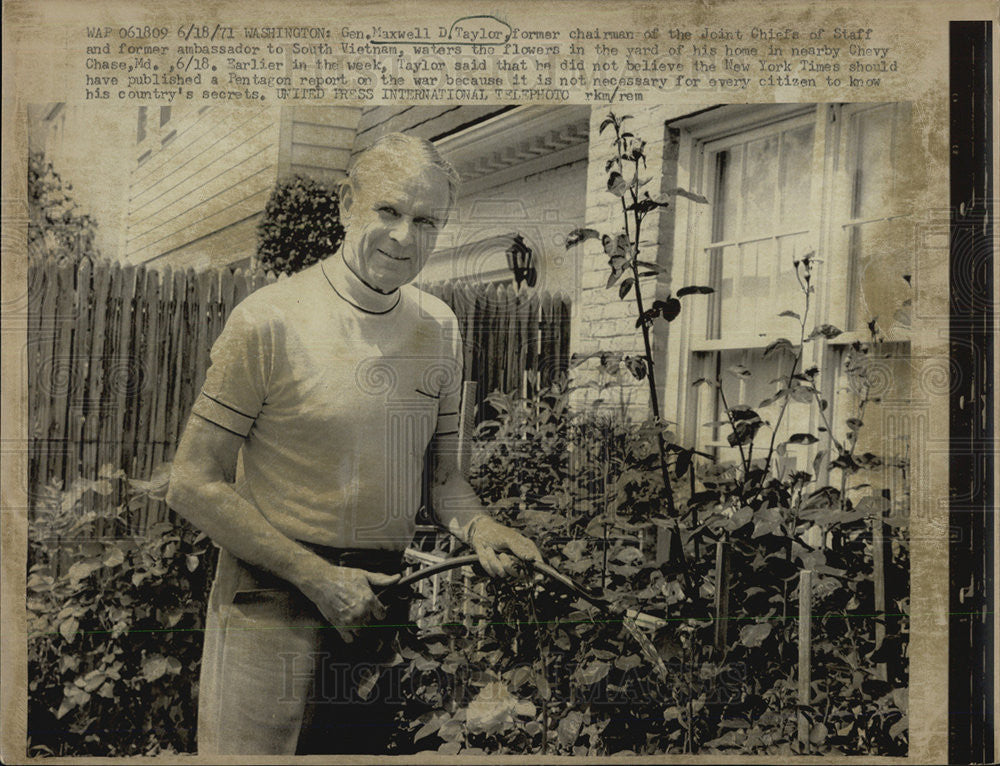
[
  {"x1": 166, "y1": 416, "x2": 398, "y2": 641},
  {"x1": 429, "y1": 432, "x2": 542, "y2": 577}
]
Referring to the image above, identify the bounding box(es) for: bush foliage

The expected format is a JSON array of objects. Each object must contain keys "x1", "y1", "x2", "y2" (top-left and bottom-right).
[
  {"x1": 27, "y1": 469, "x2": 215, "y2": 756},
  {"x1": 28, "y1": 151, "x2": 99, "y2": 261},
  {"x1": 255, "y1": 174, "x2": 344, "y2": 276},
  {"x1": 386, "y1": 372, "x2": 908, "y2": 756}
]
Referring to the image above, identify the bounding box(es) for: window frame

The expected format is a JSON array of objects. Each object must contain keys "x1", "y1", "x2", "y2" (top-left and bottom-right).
[{"x1": 667, "y1": 103, "x2": 911, "y2": 466}]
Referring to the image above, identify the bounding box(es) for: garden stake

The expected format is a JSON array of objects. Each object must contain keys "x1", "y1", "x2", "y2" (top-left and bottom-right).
[
  {"x1": 711, "y1": 539, "x2": 730, "y2": 658},
  {"x1": 872, "y1": 509, "x2": 888, "y2": 682},
  {"x1": 797, "y1": 569, "x2": 813, "y2": 753}
]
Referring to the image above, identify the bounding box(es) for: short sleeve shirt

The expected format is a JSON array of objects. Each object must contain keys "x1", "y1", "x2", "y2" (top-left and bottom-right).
[{"x1": 190, "y1": 260, "x2": 463, "y2": 551}]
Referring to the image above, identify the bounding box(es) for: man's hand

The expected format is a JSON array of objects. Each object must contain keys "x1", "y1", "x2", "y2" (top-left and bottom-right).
[
  {"x1": 297, "y1": 562, "x2": 400, "y2": 644},
  {"x1": 468, "y1": 516, "x2": 543, "y2": 578}
]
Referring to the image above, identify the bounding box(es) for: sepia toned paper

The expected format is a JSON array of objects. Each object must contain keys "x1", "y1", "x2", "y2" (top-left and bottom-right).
[{"x1": 2, "y1": 0, "x2": 995, "y2": 763}]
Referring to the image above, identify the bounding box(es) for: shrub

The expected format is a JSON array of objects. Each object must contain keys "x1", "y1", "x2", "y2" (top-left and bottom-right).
[
  {"x1": 28, "y1": 151, "x2": 99, "y2": 261},
  {"x1": 256, "y1": 174, "x2": 344, "y2": 276},
  {"x1": 389, "y1": 361, "x2": 908, "y2": 756},
  {"x1": 27, "y1": 468, "x2": 214, "y2": 756}
]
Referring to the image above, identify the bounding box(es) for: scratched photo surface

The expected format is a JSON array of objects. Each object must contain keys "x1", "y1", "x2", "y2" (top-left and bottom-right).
[{"x1": 4, "y1": 1, "x2": 969, "y2": 763}]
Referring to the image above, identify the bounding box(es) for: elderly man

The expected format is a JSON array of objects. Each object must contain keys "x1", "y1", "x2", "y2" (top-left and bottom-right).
[{"x1": 166, "y1": 133, "x2": 541, "y2": 755}]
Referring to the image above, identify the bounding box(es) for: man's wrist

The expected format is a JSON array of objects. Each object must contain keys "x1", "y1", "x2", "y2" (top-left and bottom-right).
[
  {"x1": 463, "y1": 514, "x2": 491, "y2": 546},
  {"x1": 285, "y1": 549, "x2": 337, "y2": 595}
]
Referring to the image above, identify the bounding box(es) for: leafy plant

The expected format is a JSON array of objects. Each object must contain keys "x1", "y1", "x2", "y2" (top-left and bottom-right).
[
  {"x1": 27, "y1": 466, "x2": 214, "y2": 756},
  {"x1": 564, "y1": 113, "x2": 714, "y2": 605},
  {"x1": 256, "y1": 174, "x2": 345, "y2": 276},
  {"x1": 28, "y1": 151, "x2": 99, "y2": 261}
]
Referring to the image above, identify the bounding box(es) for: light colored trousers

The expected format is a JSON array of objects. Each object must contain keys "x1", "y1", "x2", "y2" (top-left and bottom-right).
[{"x1": 197, "y1": 548, "x2": 405, "y2": 755}]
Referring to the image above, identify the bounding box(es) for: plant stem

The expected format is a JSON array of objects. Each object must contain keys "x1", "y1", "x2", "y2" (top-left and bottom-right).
[{"x1": 759, "y1": 286, "x2": 809, "y2": 490}]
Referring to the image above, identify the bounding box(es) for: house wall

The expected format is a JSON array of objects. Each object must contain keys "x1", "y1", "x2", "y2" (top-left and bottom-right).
[
  {"x1": 124, "y1": 106, "x2": 279, "y2": 270},
  {"x1": 420, "y1": 155, "x2": 587, "y2": 293},
  {"x1": 124, "y1": 105, "x2": 360, "y2": 270},
  {"x1": 28, "y1": 102, "x2": 132, "y2": 260},
  {"x1": 354, "y1": 106, "x2": 513, "y2": 152},
  {"x1": 279, "y1": 105, "x2": 361, "y2": 183}
]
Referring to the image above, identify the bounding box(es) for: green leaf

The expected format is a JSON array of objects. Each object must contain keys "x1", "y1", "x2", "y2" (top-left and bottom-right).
[
  {"x1": 661, "y1": 297, "x2": 681, "y2": 322},
  {"x1": 525, "y1": 720, "x2": 544, "y2": 736},
  {"x1": 727, "y1": 364, "x2": 752, "y2": 379},
  {"x1": 102, "y1": 547, "x2": 125, "y2": 568},
  {"x1": 557, "y1": 710, "x2": 585, "y2": 747},
  {"x1": 809, "y1": 721, "x2": 829, "y2": 744},
  {"x1": 623, "y1": 355, "x2": 646, "y2": 381},
  {"x1": 142, "y1": 654, "x2": 168, "y2": 682},
  {"x1": 763, "y1": 338, "x2": 795, "y2": 358},
  {"x1": 786, "y1": 433, "x2": 819, "y2": 445},
  {"x1": 675, "y1": 449, "x2": 692, "y2": 479},
  {"x1": 565, "y1": 228, "x2": 601, "y2": 248},
  {"x1": 662, "y1": 187, "x2": 710, "y2": 204},
  {"x1": 752, "y1": 506, "x2": 784, "y2": 538},
  {"x1": 889, "y1": 715, "x2": 908, "y2": 741},
  {"x1": 579, "y1": 659, "x2": 611, "y2": 685},
  {"x1": 615, "y1": 654, "x2": 642, "y2": 670},
  {"x1": 619, "y1": 277, "x2": 635, "y2": 299},
  {"x1": 739, "y1": 622, "x2": 772, "y2": 648},
  {"x1": 635, "y1": 260, "x2": 662, "y2": 273},
  {"x1": 607, "y1": 172, "x2": 628, "y2": 197},
  {"x1": 414, "y1": 712, "x2": 446, "y2": 742},
  {"x1": 676, "y1": 285, "x2": 715, "y2": 297},
  {"x1": 514, "y1": 700, "x2": 536, "y2": 718},
  {"x1": 807, "y1": 323, "x2": 844, "y2": 341},
  {"x1": 67, "y1": 560, "x2": 101, "y2": 583},
  {"x1": 59, "y1": 617, "x2": 79, "y2": 643},
  {"x1": 603, "y1": 232, "x2": 630, "y2": 258}
]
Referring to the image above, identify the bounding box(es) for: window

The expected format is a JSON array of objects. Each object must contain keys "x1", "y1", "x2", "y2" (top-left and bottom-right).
[{"x1": 674, "y1": 104, "x2": 913, "y2": 474}]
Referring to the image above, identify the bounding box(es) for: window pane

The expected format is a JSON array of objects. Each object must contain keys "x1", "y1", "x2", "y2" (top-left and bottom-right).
[
  {"x1": 851, "y1": 105, "x2": 895, "y2": 220},
  {"x1": 741, "y1": 135, "x2": 778, "y2": 238},
  {"x1": 701, "y1": 346, "x2": 806, "y2": 465},
  {"x1": 713, "y1": 146, "x2": 741, "y2": 243},
  {"x1": 706, "y1": 119, "x2": 815, "y2": 340},
  {"x1": 848, "y1": 217, "x2": 913, "y2": 333},
  {"x1": 779, "y1": 124, "x2": 814, "y2": 225}
]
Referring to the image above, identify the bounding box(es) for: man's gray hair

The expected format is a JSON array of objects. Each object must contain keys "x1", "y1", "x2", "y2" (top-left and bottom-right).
[{"x1": 347, "y1": 133, "x2": 460, "y2": 217}]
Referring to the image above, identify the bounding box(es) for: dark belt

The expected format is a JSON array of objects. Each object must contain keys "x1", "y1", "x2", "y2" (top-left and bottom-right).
[
  {"x1": 237, "y1": 542, "x2": 406, "y2": 592},
  {"x1": 299, "y1": 541, "x2": 405, "y2": 576}
]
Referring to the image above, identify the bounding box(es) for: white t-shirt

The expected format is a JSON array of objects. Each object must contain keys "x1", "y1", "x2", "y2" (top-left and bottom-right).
[{"x1": 190, "y1": 256, "x2": 462, "y2": 551}]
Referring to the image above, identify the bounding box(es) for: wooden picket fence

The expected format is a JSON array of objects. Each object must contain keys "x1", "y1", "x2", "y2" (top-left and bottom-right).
[
  {"x1": 27, "y1": 257, "x2": 572, "y2": 534},
  {"x1": 422, "y1": 280, "x2": 572, "y2": 424},
  {"x1": 27, "y1": 256, "x2": 277, "y2": 532}
]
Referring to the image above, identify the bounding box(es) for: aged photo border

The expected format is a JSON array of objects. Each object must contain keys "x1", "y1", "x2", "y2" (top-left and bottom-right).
[{"x1": 2, "y1": 2, "x2": 997, "y2": 763}]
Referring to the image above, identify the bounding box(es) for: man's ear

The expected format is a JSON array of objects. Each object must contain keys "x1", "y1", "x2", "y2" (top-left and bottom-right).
[{"x1": 338, "y1": 180, "x2": 354, "y2": 222}]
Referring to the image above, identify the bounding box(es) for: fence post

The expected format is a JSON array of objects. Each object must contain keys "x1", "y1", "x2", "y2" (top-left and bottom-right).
[{"x1": 797, "y1": 568, "x2": 813, "y2": 753}]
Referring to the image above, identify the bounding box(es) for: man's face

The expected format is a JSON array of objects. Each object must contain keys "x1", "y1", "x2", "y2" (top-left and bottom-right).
[{"x1": 340, "y1": 159, "x2": 451, "y2": 292}]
